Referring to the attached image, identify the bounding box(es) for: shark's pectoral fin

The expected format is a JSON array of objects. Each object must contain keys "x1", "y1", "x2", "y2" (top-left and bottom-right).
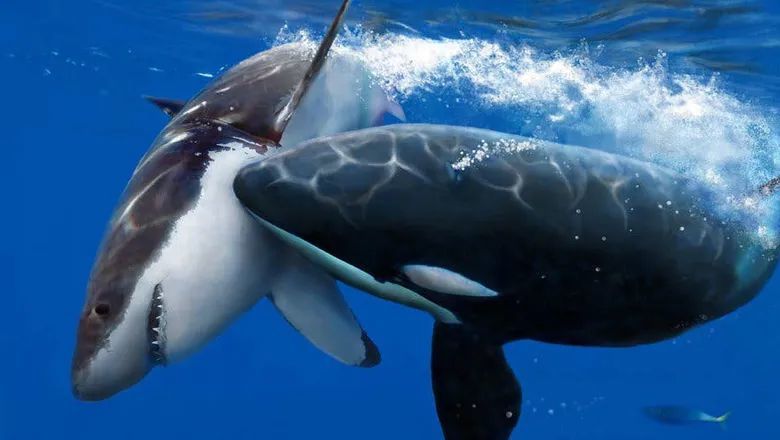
[
  {"x1": 270, "y1": 251, "x2": 380, "y2": 367},
  {"x1": 143, "y1": 96, "x2": 186, "y2": 117},
  {"x1": 432, "y1": 323, "x2": 520, "y2": 440}
]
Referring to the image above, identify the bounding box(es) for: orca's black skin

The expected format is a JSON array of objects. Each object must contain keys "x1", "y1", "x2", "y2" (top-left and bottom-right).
[
  {"x1": 235, "y1": 123, "x2": 780, "y2": 439},
  {"x1": 432, "y1": 323, "x2": 521, "y2": 439}
]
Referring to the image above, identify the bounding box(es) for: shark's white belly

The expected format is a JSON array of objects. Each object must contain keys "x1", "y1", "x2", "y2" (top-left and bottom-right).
[{"x1": 135, "y1": 145, "x2": 279, "y2": 363}]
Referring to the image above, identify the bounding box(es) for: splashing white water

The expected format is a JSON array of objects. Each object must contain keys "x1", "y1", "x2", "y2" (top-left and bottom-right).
[
  {"x1": 277, "y1": 28, "x2": 780, "y2": 246},
  {"x1": 451, "y1": 138, "x2": 539, "y2": 171}
]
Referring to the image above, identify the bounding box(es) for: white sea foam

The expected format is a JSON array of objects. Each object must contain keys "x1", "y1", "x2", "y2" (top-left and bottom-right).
[
  {"x1": 276, "y1": 29, "x2": 780, "y2": 246},
  {"x1": 451, "y1": 138, "x2": 538, "y2": 170}
]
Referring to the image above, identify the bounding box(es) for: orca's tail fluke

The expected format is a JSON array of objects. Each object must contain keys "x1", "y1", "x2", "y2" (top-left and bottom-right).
[{"x1": 431, "y1": 323, "x2": 521, "y2": 440}]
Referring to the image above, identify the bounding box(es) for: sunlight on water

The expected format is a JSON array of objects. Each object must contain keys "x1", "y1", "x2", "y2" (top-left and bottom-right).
[{"x1": 278, "y1": 27, "x2": 780, "y2": 247}]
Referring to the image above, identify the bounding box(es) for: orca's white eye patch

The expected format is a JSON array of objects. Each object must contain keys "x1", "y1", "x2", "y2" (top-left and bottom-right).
[{"x1": 402, "y1": 265, "x2": 499, "y2": 298}]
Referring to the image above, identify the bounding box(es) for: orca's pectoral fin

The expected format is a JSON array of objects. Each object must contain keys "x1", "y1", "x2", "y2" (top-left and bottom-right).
[
  {"x1": 270, "y1": 250, "x2": 380, "y2": 367},
  {"x1": 143, "y1": 95, "x2": 186, "y2": 117},
  {"x1": 431, "y1": 323, "x2": 520, "y2": 440}
]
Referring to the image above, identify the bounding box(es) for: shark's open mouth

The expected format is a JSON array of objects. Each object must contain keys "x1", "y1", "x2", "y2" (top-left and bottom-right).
[{"x1": 148, "y1": 283, "x2": 167, "y2": 366}]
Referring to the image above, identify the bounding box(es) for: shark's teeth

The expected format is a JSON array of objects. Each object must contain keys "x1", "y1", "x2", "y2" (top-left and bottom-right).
[{"x1": 148, "y1": 283, "x2": 168, "y2": 366}]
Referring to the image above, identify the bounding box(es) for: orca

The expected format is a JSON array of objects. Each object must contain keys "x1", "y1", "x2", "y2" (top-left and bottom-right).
[
  {"x1": 71, "y1": 0, "x2": 394, "y2": 401},
  {"x1": 234, "y1": 123, "x2": 779, "y2": 439}
]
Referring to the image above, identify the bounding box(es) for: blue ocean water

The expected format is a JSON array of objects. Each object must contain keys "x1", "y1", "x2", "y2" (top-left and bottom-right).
[{"x1": 3, "y1": 0, "x2": 780, "y2": 438}]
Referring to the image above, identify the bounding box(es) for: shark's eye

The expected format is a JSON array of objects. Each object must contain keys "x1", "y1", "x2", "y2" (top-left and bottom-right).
[{"x1": 93, "y1": 304, "x2": 110, "y2": 317}]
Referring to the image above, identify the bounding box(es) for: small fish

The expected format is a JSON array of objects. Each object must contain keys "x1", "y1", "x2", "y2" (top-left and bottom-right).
[{"x1": 643, "y1": 406, "x2": 731, "y2": 426}]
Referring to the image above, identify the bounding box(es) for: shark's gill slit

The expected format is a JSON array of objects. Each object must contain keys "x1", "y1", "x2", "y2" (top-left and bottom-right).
[{"x1": 148, "y1": 283, "x2": 167, "y2": 366}]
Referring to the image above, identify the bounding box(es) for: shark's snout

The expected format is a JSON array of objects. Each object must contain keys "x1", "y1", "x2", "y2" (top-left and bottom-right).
[
  {"x1": 71, "y1": 331, "x2": 155, "y2": 401},
  {"x1": 71, "y1": 284, "x2": 160, "y2": 401},
  {"x1": 71, "y1": 345, "x2": 152, "y2": 401},
  {"x1": 71, "y1": 365, "x2": 122, "y2": 401}
]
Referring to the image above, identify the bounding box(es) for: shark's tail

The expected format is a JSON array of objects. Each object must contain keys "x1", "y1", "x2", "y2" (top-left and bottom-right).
[
  {"x1": 712, "y1": 410, "x2": 731, "y2": 432},
  {"x1": 715, "y1": 411, "x2": 731, "y2": 423}
]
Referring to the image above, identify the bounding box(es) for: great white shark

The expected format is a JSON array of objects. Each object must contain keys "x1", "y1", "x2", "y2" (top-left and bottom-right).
[
  {"x1": 234, "y1": 124, "x2": 780, "y2": 439},
  {"x1": 71, "y1": 0, "x2": 400, "y2": 401}
]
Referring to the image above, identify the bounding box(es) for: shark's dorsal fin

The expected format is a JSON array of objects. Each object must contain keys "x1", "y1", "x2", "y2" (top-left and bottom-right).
[
  {"x1": 269, "y1": 0, "x2": 352, "y2": 142},
  {"x1": 143, "y1": 96, "x2": 186, "y2": 117}
]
